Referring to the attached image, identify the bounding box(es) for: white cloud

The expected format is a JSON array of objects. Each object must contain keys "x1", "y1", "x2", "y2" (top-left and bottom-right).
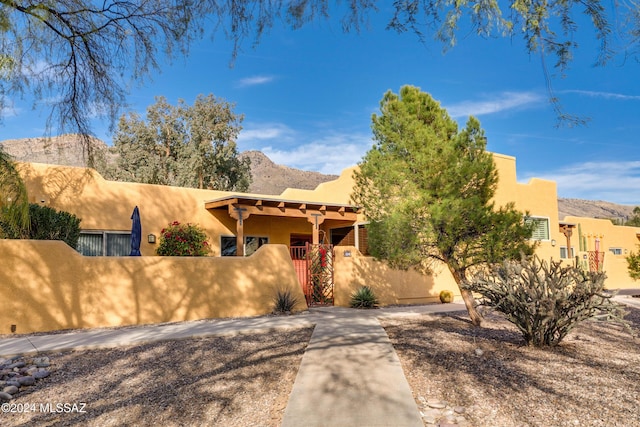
[
  {"x1": 237, "y1": 123, "x2": 296, "y2": 146},
  {"x1": 446, "y1": 92, "x2": 544, "y2": 118},
  {"x1": 236, "y1": 75, "x2": 275, "y2": 87},
  {"x1": 522, "y1": 161, "x2": 640, "y2": 205},
  {"x1": 0, "y1": 97, "x2": 21, "y2": 118},
  {"x1": 262, "y1": 134, "x2": 371, "y2": 174},
  {"x1": 238, "y1": 122, "x2": 372, "y2": 174},
  {"x1": 561, "y1": 90, "x2": 640, "y2": 101}
]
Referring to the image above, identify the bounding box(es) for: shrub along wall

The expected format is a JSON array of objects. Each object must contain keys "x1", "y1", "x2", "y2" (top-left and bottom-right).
[{"x1": 1, "y1": 241, "x2": 307, "y2": 334}]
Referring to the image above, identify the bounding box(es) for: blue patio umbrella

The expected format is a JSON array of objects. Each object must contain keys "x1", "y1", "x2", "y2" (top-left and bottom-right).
[{"x1": 130, "y1": 206, "x2": 142, "y2": 256}]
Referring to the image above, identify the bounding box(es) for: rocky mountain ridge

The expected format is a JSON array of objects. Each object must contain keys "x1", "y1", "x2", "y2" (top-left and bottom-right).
[
  {"x1": 0, "y1": 134, "x2": 336, "y2": 195},
  {"x1": 1, "y1": 134, "x2": 636, "y2": 218}
]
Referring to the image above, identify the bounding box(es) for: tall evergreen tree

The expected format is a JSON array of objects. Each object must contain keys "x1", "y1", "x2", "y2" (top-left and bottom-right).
[
  {"x1": 108, "y1": 95, "x2": 250, "y2": 191},
  {"x1": 353, "y1": 86, "x2": 534, "y2": 326}
]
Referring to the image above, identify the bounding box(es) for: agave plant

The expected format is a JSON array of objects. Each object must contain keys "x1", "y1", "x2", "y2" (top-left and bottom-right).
[{"x1": 349, "y1": 285, "x2": 379, "y2": 309}]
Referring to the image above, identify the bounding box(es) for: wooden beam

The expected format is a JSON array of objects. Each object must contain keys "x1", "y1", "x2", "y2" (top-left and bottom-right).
[{"x1": 205, "y1": 198, "x2": 239, "y2": 210}]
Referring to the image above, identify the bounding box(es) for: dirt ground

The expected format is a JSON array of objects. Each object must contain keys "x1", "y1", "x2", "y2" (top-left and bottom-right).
[
  {"x1": 382, "y1": 307, "x2": 640, "y2": 427},
  {"x1": 2, "y1": 307, "x2": 639, "y2": 427}
]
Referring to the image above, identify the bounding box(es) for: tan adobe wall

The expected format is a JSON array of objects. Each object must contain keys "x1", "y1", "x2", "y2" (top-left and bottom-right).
[
  {"x1": 491, "y1": 153, "x2": 560, "y2": 261},
  {"x1": 333, "y1": 246, "x2": 460, "y2": 306},
  {"x1": 0, "y1": 241, "x2": 306, "y2": 334},
  {"x1": 561, "y1": 216, "x2": 640, "y2": 288}
]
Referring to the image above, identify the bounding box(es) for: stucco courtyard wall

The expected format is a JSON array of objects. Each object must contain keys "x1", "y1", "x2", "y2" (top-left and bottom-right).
[
  {"x1": 0, "y1": 241, "x2": 307, "y2": 334},
  {"x1": 562, "y1": 216, "x2": 640, "y2": 288},
  {"x1": 333, "y1": 246, "x2": 460, "y2": 306}
]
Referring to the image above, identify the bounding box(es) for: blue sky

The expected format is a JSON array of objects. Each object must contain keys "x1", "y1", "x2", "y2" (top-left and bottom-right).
[{"x1": 2, "y1": 8, "x2": 639, "y2": 205}]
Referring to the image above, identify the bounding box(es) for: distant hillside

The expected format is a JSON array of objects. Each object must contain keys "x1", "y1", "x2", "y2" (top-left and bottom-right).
[
  {"x1": 0, "y1": 135, "x2": 337, "y2": 194},
  {"x1": 238, "y1": 150, "x2": 338, "y2": 194},
  {"x1": 0, "y1": 134, "x2": 106, "y2": 167},
  {"x1": 2, "y1": 135, "x2": 636, "y2": 217},
  {"x1": 557, "y1": 198, "x2": 636, "y2": 222}
]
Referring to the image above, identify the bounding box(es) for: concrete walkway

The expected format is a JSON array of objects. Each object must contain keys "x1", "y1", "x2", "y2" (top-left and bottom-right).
[
  {"x1": 281, "y1": 307, "x2": 428, "y2": 427},
  {"x1": 0, "y1": 303, "x2": 468, "y2": 427}
]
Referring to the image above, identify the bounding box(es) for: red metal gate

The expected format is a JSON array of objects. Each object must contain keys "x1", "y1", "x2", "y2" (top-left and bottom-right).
[
  {"x1": 290, "y1": 243, "x2": 334, "y2": 306},
  {"x1": 588, "y1": 251, "x2": 605, "y2": 272}
]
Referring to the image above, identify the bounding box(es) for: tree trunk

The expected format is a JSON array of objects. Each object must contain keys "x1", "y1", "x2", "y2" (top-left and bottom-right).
[{"x1": 449, "y1": 267, "x2": 483, "y2": 326}]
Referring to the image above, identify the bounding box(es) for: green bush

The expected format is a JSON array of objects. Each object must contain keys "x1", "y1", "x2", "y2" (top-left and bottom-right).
[
  {"x1": 439, "y1": 290, "x2": 454, "y2": 303},
  {"x1": 350, "y1": 285, "x2": 379, "y2": 309},
  {"x1": 273, "y1": 289, "x2": 299, "y2": 314},
  {"x1": 627, "y1": 246, "x2": 640, "y2": 280},
  {"x1": 156, "y1": 221, "x2": 210, "y2": 256},
  {"x1": 463, "y1": 255, "x2": 628, "y2": 347},
  {"x1": 1, "y1": 204, "x2": 81, "y2": 249}
]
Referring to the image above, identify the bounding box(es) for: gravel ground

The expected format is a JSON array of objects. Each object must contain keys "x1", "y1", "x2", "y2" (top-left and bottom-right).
[
  {"x1": 2, "y1": 308, "x2": 639, "y2": 427},
  {"x1": 2, "y1": 327, "x2": 313, "y2": 427},
  {"x1": 382, "y1": 307, "x2": 640, "y2": 427}
]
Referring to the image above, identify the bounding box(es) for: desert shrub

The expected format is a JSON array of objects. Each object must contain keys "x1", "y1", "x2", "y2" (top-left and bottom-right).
[
  {"x1": 463, "y1": 255, "x2": 628, "y2": 347},
  {"x1": 627, "y1": 246, "x2": 640, "y2": 281},
  {"x1": 439, "y1": 290, "x2": 454, "y2": 303},
  {"x1": 156, "y1": 221, "x2": 210, "y2": 256},
  {"x1": 1, "y1": 203, "x2": 81, "y2": 248},
  {"x1": 350, "y1": 285, "x2": 379, "y2": 309},
  {"x1": 273, "y1": 289, "x2": 299, "y2": 314}
]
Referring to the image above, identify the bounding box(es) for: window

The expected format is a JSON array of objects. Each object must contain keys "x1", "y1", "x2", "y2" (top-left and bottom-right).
[
  {"x1": 77, "y1": 231, "x2": 131, "y2": 256},
  {"x1": 525, "y1": 216, "x2": 550, "y2": 240},
  {"x1": 609, "y1": 248, "x2": 623, "y2": 255},
  {"x1": 560, "y1": 246, "x2": 575, "y2": 259},
  {"x1": 220, "y1": 236, "x2": 269, "y2": 256}
]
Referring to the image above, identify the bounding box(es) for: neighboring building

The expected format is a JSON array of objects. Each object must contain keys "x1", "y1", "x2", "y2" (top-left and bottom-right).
[{"x1": 2, "y1": 152, "x2": 639, "y2": 333}]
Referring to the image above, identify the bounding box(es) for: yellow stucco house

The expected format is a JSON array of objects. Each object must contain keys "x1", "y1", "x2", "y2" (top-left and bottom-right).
[{"x1": 2, "y1": 152, "x2": 639, "y2": 333}]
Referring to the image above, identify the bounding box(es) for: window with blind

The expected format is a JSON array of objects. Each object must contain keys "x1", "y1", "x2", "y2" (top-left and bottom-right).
[
  {"x1": 77, "y1": 232, "x2": 131, "y2": 256},
  {"x1": 525, "y1": 217, "x2": 550, "y2": 241}
]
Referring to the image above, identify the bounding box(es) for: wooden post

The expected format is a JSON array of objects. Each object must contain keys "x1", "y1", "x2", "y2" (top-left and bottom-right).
[
  {"x1": 309, "y1": 213, "x2": 325, "y2": 245},
  {"x1": 231, "y1": 205, "x2": 249, "y2": 257}
]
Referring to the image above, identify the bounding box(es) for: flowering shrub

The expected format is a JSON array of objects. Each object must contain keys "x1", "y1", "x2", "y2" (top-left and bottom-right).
[{"x1": 156, "y1": 221, "x2": 210, "y2": 256}]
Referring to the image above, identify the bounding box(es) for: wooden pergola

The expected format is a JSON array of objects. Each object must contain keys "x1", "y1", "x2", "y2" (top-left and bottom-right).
[{"x1": 205, "y1": 195, "x2": 361, "y2": 256}]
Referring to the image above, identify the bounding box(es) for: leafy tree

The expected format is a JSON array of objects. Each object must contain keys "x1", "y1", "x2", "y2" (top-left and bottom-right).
[
  {"x1": 1, "y1": 1, "x2": 638, "y2": 140},
  {"x1": 0, "y1": 148, "x2": 29, "y2": 235},
  {"x1": 106, "y1": 94, "x2": 251, "y2": 191},
  {"x1": 626, "y1": 207, "x2": 640, "y2": 227},
  {"x1": 352, "y1": 85, "x2": 534, "y2": 326}
]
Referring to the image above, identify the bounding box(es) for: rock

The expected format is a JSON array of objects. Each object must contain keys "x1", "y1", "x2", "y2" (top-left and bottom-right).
[
  {"x1": 427, "y1": 401, "x2": 447, "y2": 409},
  {"x1": 0, "y1": 391, "x2": 13, "y2": 401},
  {"x1": 454, "y1": 406, "x2": 466, "y2": 414},
  {"x1": 5, "y1": 381, "x2": 20, "y2": 388},
  {"x1": 3, "y1": 385, "x2": 19, "y2": 395},
  {"x1": 33, "y1": 370, "x2": 50, "y2": 379},
  {"x1": 33, "y1": 357, "x2": 50, "y2": 368},
  {"x1": 474, "y1": 348, "x2": 484, "y2": 356},
  {"x1": 8, "y1": 361, "x2": 25, "y2": 369},
  {"x1": 17, "y1": 376, "x2": 35, "y2": 386},
  {"x1": 422, "y1": 414, "x2": 437, "y2": 424}
]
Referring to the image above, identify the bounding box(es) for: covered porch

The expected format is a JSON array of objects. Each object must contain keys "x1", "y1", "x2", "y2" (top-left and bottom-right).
[{"x1": 204, "y1": 195, "x2": 361, "y2": 256}]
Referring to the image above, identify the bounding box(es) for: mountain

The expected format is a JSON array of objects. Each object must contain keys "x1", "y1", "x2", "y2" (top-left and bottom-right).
[
  {"x1": 0, "y1": 135, "x2": 337, "y2": 194},
  {"x1": 238, "y1": 150, "x2": 338, "y2": 194},
  {"x1": 2, "y1": 135, "x2": 636, "y2": 217},
  {"x1": 557, "y1": 198, "x2": 636, "y2": 222},
  {"x1": 0, "y1": 134, "x2": 107, "y2": 167}
]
